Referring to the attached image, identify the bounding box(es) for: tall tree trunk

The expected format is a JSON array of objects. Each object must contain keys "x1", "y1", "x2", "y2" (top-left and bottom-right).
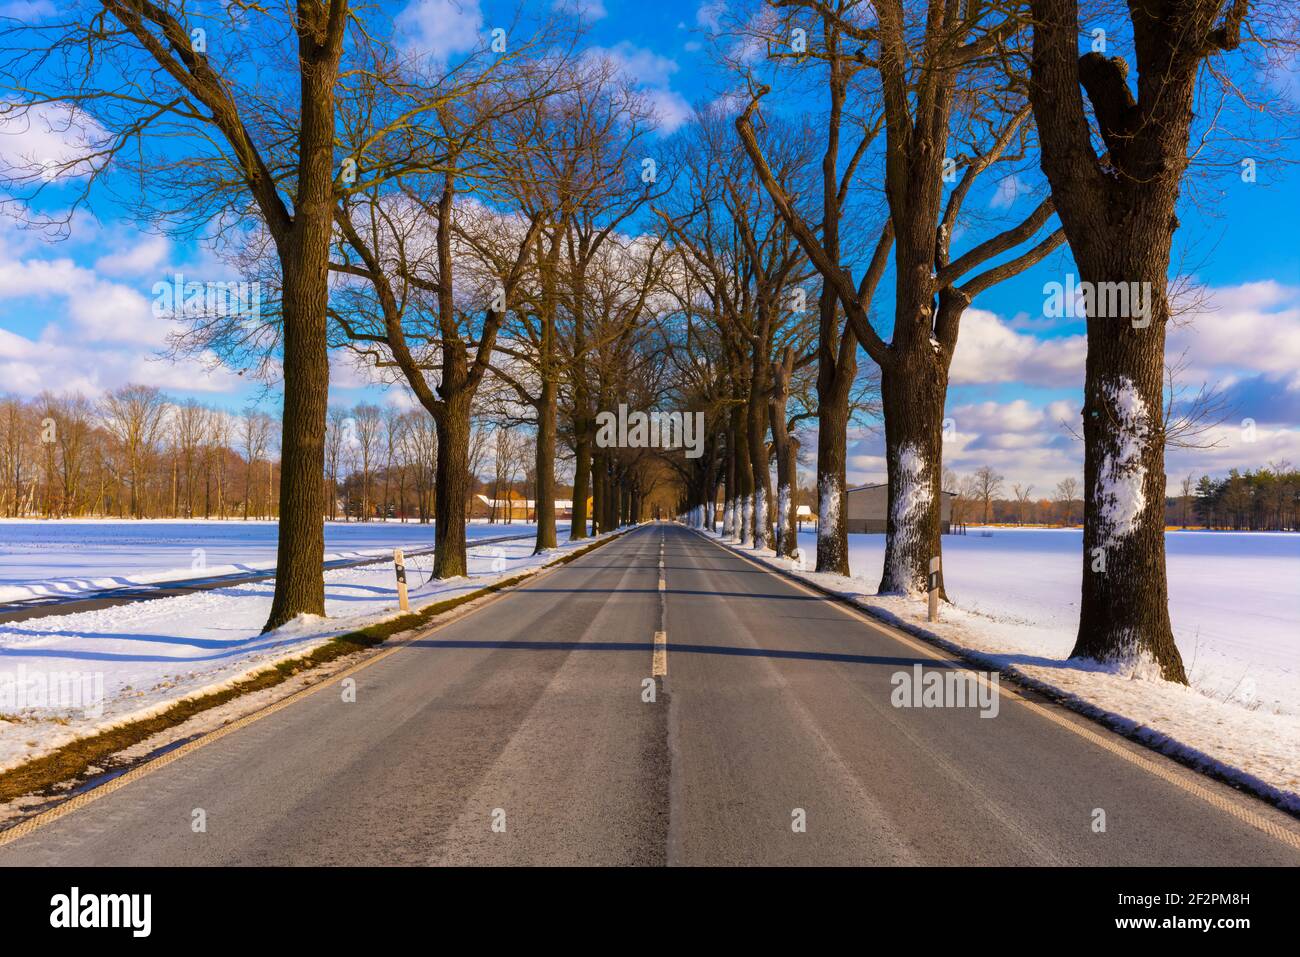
[
  {"x1": 733, "y1": 404, "x2": 753, "y2": 545},
  {"x1": 768, "y1": 353, "x2": 798, "y2": 558},
  {"x1": 876, "y1": 348, "x2": 948, "y2": 596},
  {"x1": 533, "y1": 377, "x2": 557, "y2": 553},
  {"x1": 747, "y1": 380, "x2": 772, "y2": 549},
  {"x1": 815, "y1": 292, "x2": 855, "y2": 575},
  {"x1": 722, "y1": 429, "x2": 736, "y2": 538},
  {"x1": 571, "y1": 421, "x2": 591, "y2": 540},
  {"x1": 1026, "y1": 0, "x2": 1222, "y2": 683},
  {"x1": 263, "y1": 260, "x2": 329, "y2": 629},
  {"x1": 260, "y1": 0, "x2": 341, "y2": 632},
  {"x1": 591, "y1": 451, "x2": 605, "y2": 535},
  {"x1": 433, "y1": 396, "x2": 471, "y2": 578}
]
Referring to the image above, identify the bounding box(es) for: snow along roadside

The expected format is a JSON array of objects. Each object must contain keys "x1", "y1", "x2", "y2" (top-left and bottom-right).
[
  {"x1": 0, "y1": 530, "x2": 625, "y2": 782},
  {"x1": 696, "y1": 526, "x2": 1300, "y2": 815}
]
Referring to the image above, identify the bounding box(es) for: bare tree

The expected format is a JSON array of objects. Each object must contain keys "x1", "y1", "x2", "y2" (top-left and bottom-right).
[
  {"x1": 1012, "y1": 483, "x2": 1035, "y2": 525},
  {"x1": 238, "y1": 410, "x2": 272, "y2": 521},
  {"x1": 101, "y1": 385, "x2": 169, "y2": 519},
  {"x1": 972, "y1": 466, "x2": 1004, "y2": 525},
  {"x1": 325, "y1": 407, "x2": 349, "y2": 522},
  {"x1": 1055, "y1": 477, "x2": 1080, "y2": 526},
  {"x1": 352, "y1": 404, "x2": 382, "y2": 523},
  {"x1": 0, "y1": 2, "x2": 362, "y2": 629}
]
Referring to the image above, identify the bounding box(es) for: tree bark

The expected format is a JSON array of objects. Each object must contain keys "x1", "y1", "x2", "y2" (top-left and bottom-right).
[
  {"x1": 1026, "y1": 0, "x2": 1231, "y2": 683},
  {"x1": 815, "y1": 289, "x2": 855, "y2": 575},
  {"x1": 433, "y1": 394, "x2": 471, "y2": 578},
  {"x1": 533, "y1": 375, "x2": 558, "y2": 553},
  {"x1": 877, "y1": 348, "x2": 948, "y2": 596}
]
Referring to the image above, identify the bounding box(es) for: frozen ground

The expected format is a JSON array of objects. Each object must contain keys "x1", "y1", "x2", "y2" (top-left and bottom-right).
[
  {"x1": 0, "y1": 519, "x2": 563, "y2": 604},
  {"x1": 721, "y1": 526, "x2": 1300, "y2": 808},
  {"x1": 0, "y1": 521, "x2": 590, "y2": 774},
  {"x1": 832, "y1": 528, "x2": 1298, "y2": 714}
]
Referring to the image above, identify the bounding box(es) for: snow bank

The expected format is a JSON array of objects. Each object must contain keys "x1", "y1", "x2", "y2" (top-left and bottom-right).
[{"x1": 0, "y1": 520, "x2": 558, "y2": 605}]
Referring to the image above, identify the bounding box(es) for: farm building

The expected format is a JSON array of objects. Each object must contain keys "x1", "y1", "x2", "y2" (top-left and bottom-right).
[
  {"x1": 470, "y1": 493, "x2": 584, "y2": 522},
  {"x1": 844, "y1": 483, "x2": 954, "y2": 534}
]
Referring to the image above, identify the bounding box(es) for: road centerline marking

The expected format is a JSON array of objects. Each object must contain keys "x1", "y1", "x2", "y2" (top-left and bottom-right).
[{"x1": 652, "y1": 631, "x2": 668, "y2": 677}]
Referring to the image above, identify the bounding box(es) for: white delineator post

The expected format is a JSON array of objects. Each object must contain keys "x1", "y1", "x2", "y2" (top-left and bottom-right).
[
  {"x1": 927, "y1": 556, "x2": 941, "y2": 623},
  {"x1": 394, "y1": 547, "x2": 410, "y2": 612}
]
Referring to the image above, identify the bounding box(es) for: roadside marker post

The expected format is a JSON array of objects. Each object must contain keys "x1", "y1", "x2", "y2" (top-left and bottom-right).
[
  {"x1": 394, "y1": 548, "x2": 410, "y2": 612},
  {"x1": 927, "y1": 556, "x2": 940, "y2": 623}
]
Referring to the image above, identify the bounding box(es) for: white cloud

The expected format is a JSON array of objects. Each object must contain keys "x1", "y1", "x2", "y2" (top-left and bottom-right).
[
  {"x1": 394, "y1": 0, "x2": 484, "y2": 64},
  {"x1": 989, "y1": 173, "x2": 1025, "y2": 210},
  {"x1": 0, "y1": 0, "x2": 56, "y2": 18},
  {"x1": 585, "y1": 42, "x2": 692, "y2": 133},
  {"x1": 948, "y1": 308, "x2": 1086, "y2": 387},
  {"x1": 1168, "y1": 280, "x2": 1300, "y2": 380},
  {"x1": 0, "y1": 256, "x2": 162, "y2": 345},
  {"x1": 0, "y1": 324, "x2": 242, "y2": 398},
  {"x1": 696, "y1": 1, "x2": 726, "y2": 32},
  {"x1": 553, "y1": 0, "x2": 607, "y2": 20},
  {"x1": 95, "y1": 235, "x2": 171, "y2": 277},
  {"x1": 0, "y1": 101, "x2": 106, "y2": 182}
]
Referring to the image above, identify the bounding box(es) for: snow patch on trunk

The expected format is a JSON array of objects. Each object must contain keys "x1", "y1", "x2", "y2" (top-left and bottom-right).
[
  {"x1": 776, "y1": 484, "x2": 791, "y2": 553},
  {"x1": 741, "y1": 497, "x2": 754, "y2": 546},
  {"x1": 884, "y1": 443, "x2": 931, "y2": 596},
  {"x1": 1097, "y1": 377, "x2": 1149, "y2": 548},
  {"x1": 753, "y1": 488, "x2": 767, "y2": 548},
  {"x1": 818, "y1": 474, "x2": 840, "y2": 541},
  {"x1": 723, "y1": 499, "x2": 735, "y2": 537}
]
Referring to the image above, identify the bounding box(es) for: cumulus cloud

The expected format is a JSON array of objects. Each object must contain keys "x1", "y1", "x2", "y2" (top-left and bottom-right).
[
  {"x1": 585, "y1": 42, "x2": 692, "y2": 133},
  {"x1": 394, "y1": 0, "x2": 484, "y2": 64},
  {"x1": 0, "y1": 323, "x2": 242, "y2": 398},
  {"x1": 1168, "y1": 280, "x2": 1300, "y2": 380},
  {"x1": 0, "y1": 101, "x2": 106, "y2": 183},
  {"x1": 948, "y1": 308, "x2": 1086, "y2": 387},
  {"x1": 94, "y1": 235, "x2": 171, "y2": 278}
]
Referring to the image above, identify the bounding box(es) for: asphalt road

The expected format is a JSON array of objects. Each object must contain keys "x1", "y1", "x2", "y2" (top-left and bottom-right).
[{"x1": 2, "y1": 523, "x2": 1297, "y2": 865}]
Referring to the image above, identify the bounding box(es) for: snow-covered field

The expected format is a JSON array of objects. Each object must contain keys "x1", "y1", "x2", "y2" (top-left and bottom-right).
[
  {"x1": 726, "y1": 526, "x2": 1300, "y2": 808},
  {"x1": 0, "y1": 519, "x2": 559, "y2": 604},
  {"x1": 0, "y1": 520, "x2": 584, "y2": 774}
]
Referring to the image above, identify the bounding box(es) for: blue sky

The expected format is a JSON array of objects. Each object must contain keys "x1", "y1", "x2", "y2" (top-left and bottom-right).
[{"x1": 1, "y1": 0, "x2": 1297, "y2": 493}]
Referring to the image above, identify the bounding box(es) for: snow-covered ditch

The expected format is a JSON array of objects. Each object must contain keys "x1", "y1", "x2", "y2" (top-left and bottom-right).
[
  {"x1": 0, "y1": 527, "x2": 598, "y2": 775},
  {"x1": 708, "y1": 525, "x2": 1300, "y2": 811}
]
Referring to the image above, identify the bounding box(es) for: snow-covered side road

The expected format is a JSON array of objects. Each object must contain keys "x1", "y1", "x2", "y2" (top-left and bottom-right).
[
  {"x1": 0, "y1": 527, "x2": 598, "y2": 774},
  {"x1": 703, "y1": 526, "x2": 1300, "y2": 812},
  {"x1": 0, "y1": 519, "x2": 560, "y2": 604}
]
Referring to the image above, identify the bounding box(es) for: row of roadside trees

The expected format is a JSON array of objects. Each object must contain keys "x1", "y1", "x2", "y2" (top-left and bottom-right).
[{"x1": 1, "y1": 0, "x2": 1293, "y2": 679}]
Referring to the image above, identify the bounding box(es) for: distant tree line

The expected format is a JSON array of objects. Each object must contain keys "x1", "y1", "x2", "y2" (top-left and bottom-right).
[
  {"x1": 1189, "y1": 466, "x2": 1299, "y2": 531},
  {"x1": 0, "y1": 387, "x2": 569, "y2": 526},
  {"x1": 0, "y1": 387, "x2": 278, "y2": 520}
]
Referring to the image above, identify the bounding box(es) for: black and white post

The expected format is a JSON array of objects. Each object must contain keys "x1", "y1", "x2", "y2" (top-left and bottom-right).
[
  {"x1": 394, "y1": 548, "x2": 410, "y2": 612},
  {"x1": 928, "y1": 556, "x2": 941, "y2": 623}
]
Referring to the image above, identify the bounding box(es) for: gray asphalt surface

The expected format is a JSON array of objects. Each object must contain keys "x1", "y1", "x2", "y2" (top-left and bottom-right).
[{"x1": 1, "y1": 523, "x2": 1297, "y2": 865}]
